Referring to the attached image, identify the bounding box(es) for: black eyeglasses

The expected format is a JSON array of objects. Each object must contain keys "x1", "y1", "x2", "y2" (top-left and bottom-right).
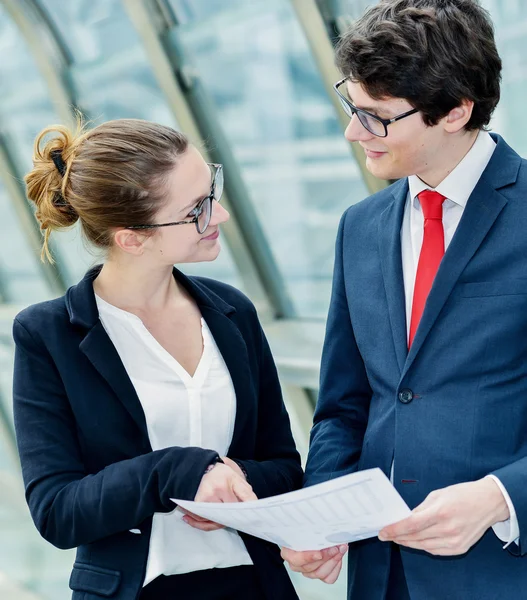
[
  {"x1": 126, "y1": 163, "x2": 224, "y2": 235},
  {"x1": 334, "y1": 78, "x2": 419, "y2": 138}
]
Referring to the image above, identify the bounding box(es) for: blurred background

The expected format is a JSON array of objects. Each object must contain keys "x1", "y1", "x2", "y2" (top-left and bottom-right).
[{"x1": 0, "y1": 0, "x2": 521, "y2": 598}]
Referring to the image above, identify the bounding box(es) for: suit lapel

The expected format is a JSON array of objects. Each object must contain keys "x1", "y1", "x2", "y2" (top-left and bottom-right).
[
  {"x1": 66, "y1": 266, "x2": 254, "y2": 454},
  {"x1": 378, "y1": 180, "x2": 409, "y2": 374},
  {"x1": 200, "y1": 305, "x2": 255, "y2": 456},
  {"x1": 402, "y1": 182, "x2": 508, "y2": 376},
  {"x1": 402, "y1": 133, "x2": 520, "y2": 376},
  {"x1": 80, "y1": 322, "x2": 149, "y2": 439},
  {"x1": 67, "y1": 266, "x2": 149, "y2": 439}
]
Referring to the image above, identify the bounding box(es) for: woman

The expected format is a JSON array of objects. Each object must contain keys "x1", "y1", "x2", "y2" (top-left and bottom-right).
[{"x1": 13, "y1": 118, "x2": 302, "y2": 599}]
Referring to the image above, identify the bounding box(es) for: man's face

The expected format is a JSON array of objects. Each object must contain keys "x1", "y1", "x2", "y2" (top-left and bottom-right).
[{"x1": 344, "y1": 80, "x2": 448, "y2": 183}]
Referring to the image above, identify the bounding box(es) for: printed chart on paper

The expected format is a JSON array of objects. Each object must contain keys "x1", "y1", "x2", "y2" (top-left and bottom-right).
[{"x1": 173, "y1": 467, "x2": 411, "y2": 550}]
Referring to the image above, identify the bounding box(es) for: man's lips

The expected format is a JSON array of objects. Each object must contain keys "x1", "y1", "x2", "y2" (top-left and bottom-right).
[{"x1": 363, "y1": 148, "x2": 387, "y2": 159}]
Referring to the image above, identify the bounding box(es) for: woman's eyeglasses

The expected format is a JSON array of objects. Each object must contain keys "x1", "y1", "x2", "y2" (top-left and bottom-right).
[{"x1": 126, "y1": 163, "x2": 224, "y2": 235}]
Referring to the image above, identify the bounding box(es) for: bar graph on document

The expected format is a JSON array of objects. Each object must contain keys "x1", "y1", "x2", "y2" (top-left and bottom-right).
[{"x1": 173, "y1": 468, "x2": 411, "y2": 550}]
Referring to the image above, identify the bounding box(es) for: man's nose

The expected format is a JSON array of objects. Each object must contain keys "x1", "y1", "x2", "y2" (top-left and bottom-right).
[{"x1": 344, "y1": 113, "x2": 376, "y2": 143}]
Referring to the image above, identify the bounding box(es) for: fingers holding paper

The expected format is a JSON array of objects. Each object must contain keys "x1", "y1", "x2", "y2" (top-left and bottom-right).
[
  {"x1": 378, "y1": 478, "x2": 510, "y2": 556},
  {"x1": 195, "y1": 462, "x2": 257, "y2": 503},
  {"x1": 174, "y1": 468, "x2": 411, "y2": 549},
  {"x1": 181, "y1": 508, "x2": 225, "y2": 531},
  {"x1": 281, "y1": 545, "x2": 348, "y2": 584},
  {"x1": 184, "y1": 461, "x2": 257, "y2": 531}
]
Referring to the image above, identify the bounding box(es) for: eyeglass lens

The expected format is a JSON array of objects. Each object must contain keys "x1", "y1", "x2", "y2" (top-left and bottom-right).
[
  {"x1": 197, "y1": 198, "x2": 212, "y2": 234},
  {"x1": 196, "y1": 166, "x2": 224, "y2": 234},
  {"x1": 337, "y1": 95, "x2": 386, "y2": 137}
]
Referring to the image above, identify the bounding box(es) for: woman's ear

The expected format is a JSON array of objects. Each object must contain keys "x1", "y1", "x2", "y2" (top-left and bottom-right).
[{"x1": 113, "y1": 228, "x2": 147, "y2": 256}]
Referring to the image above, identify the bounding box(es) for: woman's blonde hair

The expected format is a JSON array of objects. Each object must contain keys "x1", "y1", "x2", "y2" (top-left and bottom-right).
[{"x1": 25, "y1": 116, "x2": 189, "y2": 262}]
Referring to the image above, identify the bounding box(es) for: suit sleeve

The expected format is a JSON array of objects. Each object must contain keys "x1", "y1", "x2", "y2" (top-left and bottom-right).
[
  {"x1": 490, "y1": 459, "x2": 527, "y2": 555},
  {"x1": 12, "y1": 317, "x2": 219, "y2": 550},
  {"x1": 304, "y1": 210, "x2": 372, "y2": 487},
  {"x1": 230, "y1": 315, "x2": 303, "y2": 499}
]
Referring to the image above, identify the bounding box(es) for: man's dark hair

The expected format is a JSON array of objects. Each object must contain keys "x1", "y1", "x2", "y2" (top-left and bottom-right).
[{"x1": 336, "y1": 0, "x2": 502, "y2": 130}]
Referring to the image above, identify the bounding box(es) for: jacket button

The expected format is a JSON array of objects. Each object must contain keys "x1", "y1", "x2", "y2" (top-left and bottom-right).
[{"x1": 398, "y1": 389, "x2": 414, "y2": 404}]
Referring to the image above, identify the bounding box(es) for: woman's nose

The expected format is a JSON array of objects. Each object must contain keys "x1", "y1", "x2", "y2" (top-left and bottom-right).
[{"x1": 210, "y1": 200, "x2": 230, "y2": 225}]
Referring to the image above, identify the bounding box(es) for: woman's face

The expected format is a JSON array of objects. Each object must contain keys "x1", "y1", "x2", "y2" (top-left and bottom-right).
[{"x1": 143, "y1": 145, "x2": 230, "y2": 265}]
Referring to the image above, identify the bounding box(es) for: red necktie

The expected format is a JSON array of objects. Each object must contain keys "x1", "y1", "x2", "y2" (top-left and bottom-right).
[{"x1": 409, "y1": 190, "x2": 446, "y2": 347}]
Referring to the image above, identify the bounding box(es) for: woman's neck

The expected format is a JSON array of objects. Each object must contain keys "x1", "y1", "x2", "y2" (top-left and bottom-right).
[{"x1": 93, "y1": 259, "x2": 182, "y2": 314}]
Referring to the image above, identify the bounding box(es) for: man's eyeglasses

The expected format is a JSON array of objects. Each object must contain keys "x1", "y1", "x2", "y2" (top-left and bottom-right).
[
  {"x1": 126, "y1": 163, "x2": 224, "y2": 235},
  {"x1": 334, "y1": 78, "x2": 419, "y2": 138}
]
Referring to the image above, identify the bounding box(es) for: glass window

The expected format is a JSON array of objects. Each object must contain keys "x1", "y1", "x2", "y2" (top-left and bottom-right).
[
  {"x1": 0, "y1": 179, "x2": 50, "y2": 304},
  {"x1": 168, "y1": 0, "x2": 369, "y2": 319},
  {"x1": 331, "y1": 0, "x2": 377, "y2": 20},
  {"x1": 481, "y1": 0, "x2": 527, "y2": 156},
  {"x1": 39, "y1": 0, "x2": 177, "y2": 125},
  {"x1": 0, "y1": 2, "x2": 97, "y2": 289}
]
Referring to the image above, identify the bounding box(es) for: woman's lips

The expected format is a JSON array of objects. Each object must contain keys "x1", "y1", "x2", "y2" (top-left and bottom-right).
[{"x1": 202, "y1": 230, "x2": 219, "y2": 241}]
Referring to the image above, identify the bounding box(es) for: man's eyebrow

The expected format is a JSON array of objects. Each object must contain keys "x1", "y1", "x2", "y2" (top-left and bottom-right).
[
  {"x1": 346, "y1": 90, "x2": 394, "y2": 118},
  {"x1": 348, "y1": 96, "x2": 389, "y2": 116}
]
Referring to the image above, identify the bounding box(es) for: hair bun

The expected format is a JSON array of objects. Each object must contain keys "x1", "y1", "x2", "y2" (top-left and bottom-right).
[{"x1": 25, "y1": 122, "x2": 84, "y2": 262}]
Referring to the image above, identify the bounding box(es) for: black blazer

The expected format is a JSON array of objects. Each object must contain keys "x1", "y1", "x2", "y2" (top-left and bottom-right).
[{"x1": 13, "y1": 266, "x2": 302, "y2": 600}]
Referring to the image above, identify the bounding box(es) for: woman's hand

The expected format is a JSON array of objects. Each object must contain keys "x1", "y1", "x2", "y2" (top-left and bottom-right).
[
  {"x1": 181, "y1": 508, "x2": 225, "y2": 532},
  {"x1": 221, "y1": 456, "x2": 247, "y2": 480},
  {"x1": 281, "y1": 545, "x2": 348, "y2": 584},
  {"x1": 182, "y1": 461, "x2": 257, "y2": 531},
  {"x1": 195, "y1": 462, "x2": 256, "y2": 503}
]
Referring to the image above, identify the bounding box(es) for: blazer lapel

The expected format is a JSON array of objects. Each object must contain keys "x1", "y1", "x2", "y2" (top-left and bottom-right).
[
  {"x1": 378, "y1": 179, "x2": 409, "y2": 374},
  {"x1": 172, "y1": 270, "x2": 257, "y2": 456},
  {"x1": 66, "y1": 267, "x2": 150, "y2": 439},
  {"x1": 67, "y1": 267, "x2": 255, "y2": 453},
  {"x1": 200, "y1": 305, "x2": 256, "y2": 456},
  {"x1": 80, "y1": 322, "x2": 149, "y2": 439},
  {"x1": 402, "y1": 135, "x2": 519, "y2": 376}
]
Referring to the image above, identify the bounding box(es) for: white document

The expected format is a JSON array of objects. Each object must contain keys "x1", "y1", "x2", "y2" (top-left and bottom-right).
[{"x1": 172, "y1": 467, "x2": 411, "y2": 551}]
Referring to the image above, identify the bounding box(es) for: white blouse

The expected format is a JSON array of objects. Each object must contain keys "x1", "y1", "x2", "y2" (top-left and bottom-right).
[{"x1": 95, "y1": 295, "x2": 253, "y2": 586}]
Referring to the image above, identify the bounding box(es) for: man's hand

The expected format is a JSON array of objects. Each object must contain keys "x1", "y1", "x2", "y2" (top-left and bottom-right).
[
  {"x1": 378, "y1": 478, "x2": 510, "y2": 555},
  {"x1": 183, "y1": 462, "x2": 257, "y2": 532},
  {"x1": 281, "y1": 545, "x2": 348, "y2": 584}
]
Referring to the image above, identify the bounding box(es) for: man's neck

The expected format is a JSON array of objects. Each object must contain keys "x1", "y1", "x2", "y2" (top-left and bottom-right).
[{"x1": 416, "y1": 129, "x2": 480, "y2": 189}]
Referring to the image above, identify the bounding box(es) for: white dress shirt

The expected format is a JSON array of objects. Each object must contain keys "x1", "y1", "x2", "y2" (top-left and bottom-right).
[
  {"x1": 399, "y1": 130, "x2": 519, "y2": 547},
  {"x1": 95, "y1": 295, "x2": 253, "y2": 586}
]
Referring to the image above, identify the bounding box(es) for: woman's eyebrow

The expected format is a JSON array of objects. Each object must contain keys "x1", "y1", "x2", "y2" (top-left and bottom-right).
[{"x1": 180, "y1": 194, "x2": 207, "y2": 214}]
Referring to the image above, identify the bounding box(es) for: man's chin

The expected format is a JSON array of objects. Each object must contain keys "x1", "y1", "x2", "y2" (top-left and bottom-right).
[
  {"x1": 366, "y1": 159, "x2": 392, "y2": 181},
  {"x1": 365, "y1": 158, "x2": 404, "y2": 182}
]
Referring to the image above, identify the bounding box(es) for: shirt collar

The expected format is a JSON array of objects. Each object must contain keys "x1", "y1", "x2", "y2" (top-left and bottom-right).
[{"x1": 408, "y1": 130, "x2": 496, "y2": 209}]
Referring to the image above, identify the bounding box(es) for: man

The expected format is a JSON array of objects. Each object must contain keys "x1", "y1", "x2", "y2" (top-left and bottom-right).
[{"x1": 282, "y1": 1, "x2": 527, "y2": 598}]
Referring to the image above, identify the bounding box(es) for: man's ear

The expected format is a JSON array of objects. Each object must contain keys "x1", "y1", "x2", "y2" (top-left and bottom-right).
[
  {"x1": 113, "y1": 228, "x2": 147, "y2": 256},
  {"x1": 443, "y1": 98, "x2": 475, "y2": 133}
]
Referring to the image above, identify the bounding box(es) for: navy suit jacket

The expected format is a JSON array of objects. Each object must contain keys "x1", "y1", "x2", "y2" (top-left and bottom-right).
[
  {"x1": 13, "y1": 266, "x2": 302, "y2": 600},
  {"x1": 305, "y1": 134, "x2": 527, "y2": 600}
]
